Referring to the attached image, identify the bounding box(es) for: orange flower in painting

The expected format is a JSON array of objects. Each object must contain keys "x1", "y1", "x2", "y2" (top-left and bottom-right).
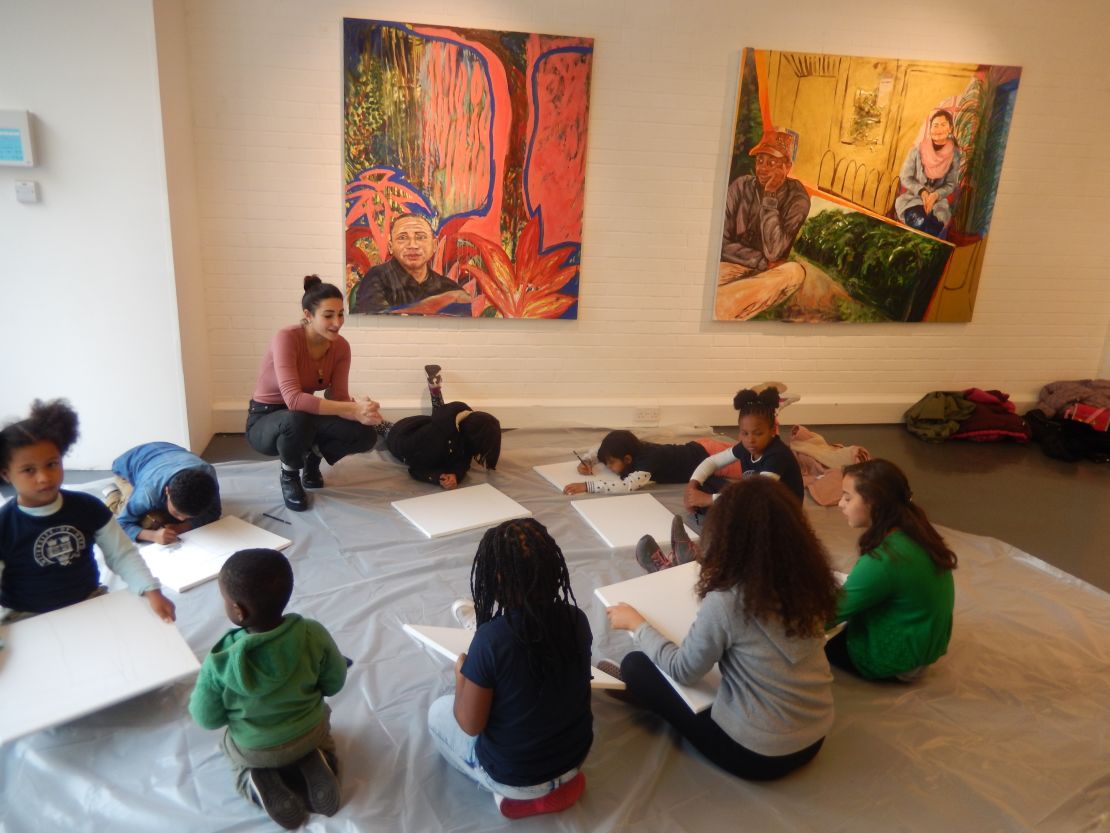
[{"x1": 453, "y1": 215, "x2": 579, "y2": 319}]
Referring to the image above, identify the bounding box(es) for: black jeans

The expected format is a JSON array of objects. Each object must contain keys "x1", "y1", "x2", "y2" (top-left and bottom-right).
[
  {"x1": 823, "y1": 629, "x2": 862, "y2": 675},
  {"x1": 245, "y1": 402, "x2": 376, "y2": 468},
  {"x1": 620, "y1": 651, "x2": 824, "y2": 780}
]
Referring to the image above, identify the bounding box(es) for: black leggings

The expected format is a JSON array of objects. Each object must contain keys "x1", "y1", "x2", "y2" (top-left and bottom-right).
[
  {"x1": 823, "y1": 629, "x2": 862, "y2": 675},
  {"x1": 246, "y1": 405, "x2": 376, "y2": 468},
  {"x1": 824, "y1": 630, "x2": 909, "y2": 682},
  {"x1": 620, "y1": 652, "x2": 824, "y2": 780}
]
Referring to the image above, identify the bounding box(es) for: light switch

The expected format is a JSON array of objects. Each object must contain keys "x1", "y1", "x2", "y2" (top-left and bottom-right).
[{"x1": 15, "y1": 180, "x2": 39, "y2": 203}]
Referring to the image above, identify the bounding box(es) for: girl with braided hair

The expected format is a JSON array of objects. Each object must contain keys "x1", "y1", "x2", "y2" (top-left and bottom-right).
[
  {"x1": 427, "y1": 519, "x2": 592, "y2": 819},
  {"x1": 827, "y1": 458, "x2": 957, "y2": 681},
  {"x1": 684, "y1": 387, "x2": 804, "y2": 511}
]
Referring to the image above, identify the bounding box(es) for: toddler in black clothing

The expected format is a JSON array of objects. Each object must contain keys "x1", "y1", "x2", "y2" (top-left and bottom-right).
[{"x1": 381, "y1": 365, "x2": 501, "y2": 489}]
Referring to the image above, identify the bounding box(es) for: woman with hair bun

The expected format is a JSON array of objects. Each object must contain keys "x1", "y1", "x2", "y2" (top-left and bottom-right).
[
  {"x1": 684, "y1": 387, "x2": 804, "y2": 511},
  {"x1": 247, "y1": 275, "x2": 382, "y2": 511}
]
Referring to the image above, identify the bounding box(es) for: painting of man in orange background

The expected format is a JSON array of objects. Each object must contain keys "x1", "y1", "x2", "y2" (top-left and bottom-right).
[{"x1": 344, "y1": 19, "x2": 593, "y2": 319}]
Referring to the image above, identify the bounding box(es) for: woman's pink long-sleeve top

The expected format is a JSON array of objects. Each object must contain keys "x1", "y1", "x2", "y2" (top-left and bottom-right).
[{"x1": 250, "y1": 325, "x2": 352, "y2": 413}]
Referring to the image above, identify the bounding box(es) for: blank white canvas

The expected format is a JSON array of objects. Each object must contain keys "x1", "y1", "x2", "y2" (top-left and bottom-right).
[
  {"x1": 0, "y1": 591, "x2": 200, "y2": 743},
  {"x1": 571, "y1": 493, "x2": 698, "y2": 549},
  {"x1": 391, "y1": 484, "x2": 531, "y2": 539},
  {"x1": 402, "y1": 623, "x2": 625, "y2": 690},
  {"x1": 595, "y1": 562, "x2": 718, "y2": 712},
  {"x1": 139, "y1": 515, "x2": 291, "y2": 593},
  {"x1": 532, "y1": 460, "x2": 622, "y2": 493}
]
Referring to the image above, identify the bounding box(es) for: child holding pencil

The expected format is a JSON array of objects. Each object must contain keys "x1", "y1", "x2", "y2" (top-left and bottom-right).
[{"x1": 563, "y1": 430, "x2": 739, "y2": 495}]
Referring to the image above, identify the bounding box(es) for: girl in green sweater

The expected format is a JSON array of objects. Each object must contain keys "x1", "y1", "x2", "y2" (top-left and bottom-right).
[{"x1": 827, "y1": 459, "x2": 957, "y2": 681}]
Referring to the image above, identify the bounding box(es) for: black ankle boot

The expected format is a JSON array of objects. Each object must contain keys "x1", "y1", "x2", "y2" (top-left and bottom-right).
[
  {"x1": 280, "y1": 468, "x2": 308, "y2": 511},
  {"x1": 302, "y1": 452, "x2": 324, "y2": 489}
]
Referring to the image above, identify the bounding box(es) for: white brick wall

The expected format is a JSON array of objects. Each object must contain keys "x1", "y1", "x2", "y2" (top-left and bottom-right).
[{"x1": 180, "y1": 0, "x2": 1110, "y2": 431}]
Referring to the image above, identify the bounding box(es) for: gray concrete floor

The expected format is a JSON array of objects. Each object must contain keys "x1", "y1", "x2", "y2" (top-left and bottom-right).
[
  {"x1": 28, "y1": 425, "x2": 1109, "y2": 593},
  {"x1": 783, "y1": 424, "x2": 1109, "y2": 593}
]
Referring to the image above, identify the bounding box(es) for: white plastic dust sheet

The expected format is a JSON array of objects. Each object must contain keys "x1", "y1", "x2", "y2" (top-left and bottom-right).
[{"x1": 1, "y1": 426, "x2": 1107, "y2": 833}]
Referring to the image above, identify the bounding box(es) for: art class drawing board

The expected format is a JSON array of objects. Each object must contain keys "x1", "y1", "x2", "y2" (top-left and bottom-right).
[
  {"x1": 532, "y1": 460, "x2": 622, "y2": 493},
  {"x1": 0, "y1": 591, "x2": 200, "y2": 744},
  {"x1": 139, "y1": 515, "x2": 291, "y2": 593},
  {"x1": 402, "y1": 623, "x2": 625, "y2": 690},
  {"x1": 594, "y1": 562, "x2": 717, "y2": 712},
  {"x1": 572, "y1": 493, "x2": 698, "y2": 549},
  {"x1": 391, "y1": 484, "x2": 531, "y2": 539}
]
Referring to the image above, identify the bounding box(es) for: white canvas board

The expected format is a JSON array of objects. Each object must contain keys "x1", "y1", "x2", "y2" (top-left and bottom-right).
[
  {"x1": 402, "y1": 624, "x2": 625, "y2": 690},
  {"x1": 139, "y1": 515, "x2": 292, "y2": 593},
  {"x1": 571, "y1": 493, "x2": 698, "y2": 549},
  {"x1": 0, "y1": 591, "x2": 200, "y2": 744},
  {"x1": 594, "y1": 562, "x2": 717, "y2": 712},
  {"x1": 391, "y1": 484, "x2": 531, "y2": 539},
  {"x1": 532, "y1": 460, "x2": 622, "y2": 493}
]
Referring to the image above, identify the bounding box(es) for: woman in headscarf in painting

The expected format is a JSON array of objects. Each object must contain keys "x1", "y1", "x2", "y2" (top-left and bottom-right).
[{"x1": 894, "y1": 109, "x2": 960, "y2": 238}]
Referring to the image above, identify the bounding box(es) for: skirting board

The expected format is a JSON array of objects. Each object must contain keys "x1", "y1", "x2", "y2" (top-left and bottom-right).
[{"x1": 211, "y1": 393, "x2": 1039, "y2": 433}]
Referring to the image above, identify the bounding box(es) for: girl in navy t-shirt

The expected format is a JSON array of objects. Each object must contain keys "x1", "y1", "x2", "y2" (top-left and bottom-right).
[
  {"x1": 685, "y1": 387, "x2": 804, "y2": 510},
  {"x1": 427, "y1": 519, "x2": 592, "y2": 820},
  {"x1": 0, "y1": 399, "x2": 175, "y2": 623}
]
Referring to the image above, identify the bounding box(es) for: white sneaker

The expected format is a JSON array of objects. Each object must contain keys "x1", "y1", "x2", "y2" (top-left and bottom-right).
[{"x1": 451, "y1": 599, "x2": 477, "y2": 631}]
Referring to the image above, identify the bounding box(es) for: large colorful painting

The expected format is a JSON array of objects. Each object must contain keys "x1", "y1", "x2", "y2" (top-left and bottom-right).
[
  {"x1": 714, "y1": 48, "x2": 1020, "y2": 322},
  {"x1": 343, "y1": 19, "x2": 593, "y2": 318}
]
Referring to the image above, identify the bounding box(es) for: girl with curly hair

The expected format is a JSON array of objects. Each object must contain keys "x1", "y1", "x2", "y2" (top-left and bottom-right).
[
  {"x1": 606, "y1": 477, "x2": 838, "y2": 779},
  {"x1": 0, "y1": 399, "x2": 175, "y2": 623}
]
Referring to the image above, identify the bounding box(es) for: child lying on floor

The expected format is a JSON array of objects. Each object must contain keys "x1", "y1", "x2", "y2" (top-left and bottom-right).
[{"x1": 563, "y1": 430, "x2": 740, "y2": 495}]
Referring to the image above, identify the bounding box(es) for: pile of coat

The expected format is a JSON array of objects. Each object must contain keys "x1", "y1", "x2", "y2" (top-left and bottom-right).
[
  {"x1": 904, "y1": 388, "x2": 1031, "y2": 444},
  {"x1": 1025, "y1": 379, "x2": 1110, "y2": 463}
]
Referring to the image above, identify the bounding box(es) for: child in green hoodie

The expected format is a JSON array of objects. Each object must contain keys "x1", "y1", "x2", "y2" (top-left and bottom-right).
[{"x1": 189, "y1": 548, "x2": 347, "y2": 829}]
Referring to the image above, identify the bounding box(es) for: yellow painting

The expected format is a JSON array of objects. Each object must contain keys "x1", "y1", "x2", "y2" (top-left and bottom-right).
[{"x1": 715, "y1": 48, "x2": 1021, "y2": 322}]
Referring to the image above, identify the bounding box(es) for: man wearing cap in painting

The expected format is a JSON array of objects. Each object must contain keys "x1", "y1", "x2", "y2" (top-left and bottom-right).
[
  {"x1": 349, "y1": 213, "x2": 470, "y2": 315},
  {"x1": 720, "y1": 129, "x2": 811, "y2": 277}
]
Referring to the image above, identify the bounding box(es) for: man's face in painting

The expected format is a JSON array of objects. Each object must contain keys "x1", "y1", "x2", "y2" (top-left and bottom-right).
[
  {"x1": 754, "y1": 153, "x2": 790, "y2": 194},
  {"x1": 388, "y1": 215, "x2": 436, "y2": 278}
]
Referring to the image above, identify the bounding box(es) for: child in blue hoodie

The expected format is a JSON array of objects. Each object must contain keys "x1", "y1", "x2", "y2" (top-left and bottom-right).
[{"x1": 189, "y1": 549, "x2": 347, "y2": 829}]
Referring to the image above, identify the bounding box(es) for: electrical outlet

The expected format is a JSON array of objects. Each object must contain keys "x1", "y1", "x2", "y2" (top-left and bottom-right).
[{"x1": 634, "y1": 407, "x2": 661, "y2": 423}]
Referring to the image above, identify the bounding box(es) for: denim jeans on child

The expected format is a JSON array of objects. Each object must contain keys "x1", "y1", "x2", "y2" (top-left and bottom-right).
[{"x1": 426, "y1": 695, "x2": 579, "y2": 800}]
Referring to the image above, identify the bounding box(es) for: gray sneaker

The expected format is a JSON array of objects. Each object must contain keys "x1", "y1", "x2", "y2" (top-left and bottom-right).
[
  {"x1": 295, "y1": 748, "x2": 340, "y2": 816},
  {"x1": 247, "y1": 767, "x2": 306, "y2": 830},
  {"x1": 635, "y1": 534, "x2": 674, "y2": 573},
  {"x1": 671, "y1": 514, "x2": 700, "y2": 565}
]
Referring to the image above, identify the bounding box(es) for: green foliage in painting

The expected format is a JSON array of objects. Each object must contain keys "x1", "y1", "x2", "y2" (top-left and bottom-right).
[
  {"x1": 729, "y1": 49, "x2": 764, "y2": 183},
  {"x1": 794, "y1": 210, "x2": 950, "y2": 321},
  {"x1": 345, "y1": 56, "x2": 385, "y2": 182}
]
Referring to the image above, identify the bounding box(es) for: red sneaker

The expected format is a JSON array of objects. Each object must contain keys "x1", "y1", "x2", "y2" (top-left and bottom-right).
[{"x1": 495, "y1": 771, "x2": 586, "y2": 820}]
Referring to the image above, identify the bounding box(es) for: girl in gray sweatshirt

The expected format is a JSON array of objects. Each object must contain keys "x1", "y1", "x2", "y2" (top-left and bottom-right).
[{"x1": 605, "y1": 478, "x2": 839, "y2": 779}]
